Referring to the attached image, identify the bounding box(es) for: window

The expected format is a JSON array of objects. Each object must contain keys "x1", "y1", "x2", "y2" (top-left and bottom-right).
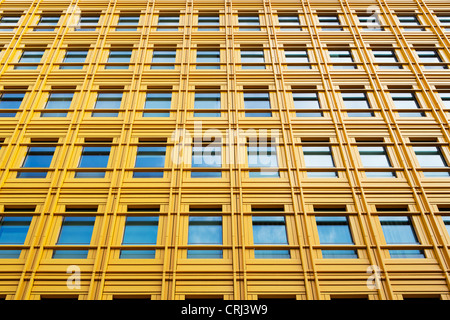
[
  {"x1": 117, "y1": 15, "x2": 140, "y2": 31},
  {"x1": 315, "y1": 216, "x2": 357, "y2": 258},
  {"x1": 439, "y1": 92, "x2": 450, "y2": 112},
  {"x1": 413, "y1": 145, "x2": 450, "y2": 177},
  {"x1": 293, "y1": 92, "x2": 322, "y2": 117},
  {"x1": 198, "y1": 14, "x2": 220, "y2": 31},
  {"x1": 61, "y1": 50, "x2": 87, "y2": 69},
  {"x1": 75, "y1": 142, "x2": 111, "y2": 178},
  {"x1": 284, "y1": 50, "x2": 310, "y2": 69},
  {"x1": 278, "y1": 14, "x2": 301, "y2": 31},
  {"x1": 442, "y1": 216, "x2": 450, "y2": 236},
  {"x1": 379, "y1": 216, "x2": 424, "y2": 258},
  {"x1": 438, "y1": 15, "x2": 450, "y2": 28},
  {"x1": 53, "y1": 217, "x2": 95, "y2": 259},
  {"x1": 329, "y1": 50, "x2": 356, "y2": 69},
  {"x1": 0, "y1": 216, "x2": 32, "y2": 258},
  {"x1": 302, "y1": 145, "x2": 337, "y2": 177},
  {"x1": 372, "y1": 50, "x2": 401, "y2": 69},
  {"x1": 238, "y1": 14, "x2": 260, "y2": 31},
  {"x1": 358, "y1": 145, "x2": 396, "y2": 178},
  {"x1": 120, "y1": 216, "x2": 158, "y2": 259},
  {"x1": 241, "y1": 50, "x2": 265, "y2": 69},
  {"x1": 133, "y1": 141, "x2": 166, "y2": 178},
  {"x1": 416, "y1": 50, "x2": 447, "y2": 69},
  {"x1": 196, "y1": 50, "x2": 220, "y2": 69},
  {"x1": 244, "y1": 92, "x2": 271, "y2": 117},
  {"x1": 151, "y1": 50, "x2": 176, "y2": 69},
  {"x1": 75, "y1": 15, "x2": 99, "y2": 31},
  {"x1": 36, "y1": 15, "x2": 59, "y2": 31},
  {"x1": 191, "y1": 141, "x2": 222, "y2": 178},
  {"x1": 194, "y1": 92, "x2": 221, "y2": 117},
  {"x1": 144, "y1": 92, "x2": 171, "y2": 117},
  {"x1": 18, "y1": 143, "x2": 56, "y2": 178},
  {"x1": 187, "y1": 216, "x2": 222, "y2": 259},
  {"x1": 341, "y1": 92, "x2": 373, "y2": 117},
  {"x1": 390, "y1": 92, "x2": 424, "y2": 117},
  {"x1": 15, "y1": 50, "x2": 44, "y2": 70},
  {"x1": 358, "y1": 12, "x2": 383, "y2": 31},
  {"x1": 41, "y1": 92, "x2": 73, "y2": 117},
  {"x1": 252, "y1": 216, "x2": 289, "y2": 259},
  {"x1": 105, "y1": 50, "x2": 132, "y2": 69},
  {"x1": 247, "y1": 143, "x2": 279, "y2": 178},
  {"x1": 92, "y1": 92, "x2": 122, "y2": 117},
  {"x1": 397, "y1": 15, "x2": 424, "y2": 31},
  {"x1": 318, "y1": 15, "x2": 342, "y2": 31},
  {"x1": 157, "y1": 14, "x2": 179, "y2": 31},
  {"x1": 0, "y1": 92, "x2": 25, "y2": 117},
  {"x1": 0, "y1": 15, "x2": 20, "y2": 31}
]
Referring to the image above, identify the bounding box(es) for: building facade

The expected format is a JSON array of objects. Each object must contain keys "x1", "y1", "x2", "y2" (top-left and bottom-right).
[{"x1": 0, "y1": 0, "x2": 450, "y2": 300}]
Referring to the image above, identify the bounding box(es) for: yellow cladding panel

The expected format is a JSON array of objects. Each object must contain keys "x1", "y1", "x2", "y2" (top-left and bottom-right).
[{"x1": 0, "y1": 0, "x2": 449, "y2": 300}]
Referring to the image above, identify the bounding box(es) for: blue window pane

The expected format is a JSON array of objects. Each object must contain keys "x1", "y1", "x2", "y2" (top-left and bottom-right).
[
  {"x1": 254, "y1": 249, "x2": 290, "y2": 259},
  {"x1": 56, "y1": 217, "x2": 95, "y2": 245},
  {"x1": 92, "y1": 93, "x2": 122, "y2": 117},
  {"x1": 244, "y1": 93, "x2": 271, "y2": 117},
  {"x1": 316, "y1": 216, "x2": 354, "y2": 244},
  {"x1": 248, "y1": 146, "x2": 278, "y2": 171},
  {"x1": 120, "y1": 249, "x2": 155, "y2": 259},
  {"x1": 17, "y1": 146, "x2": 55, "y2": 178},
  {"x1": 187, "y1": 249, "x2": 223, "y2": 259},
  {"x1": 15, "y1": 51, "x2": 44, "y2": 69},
  {"x1": 0, "y1": 250, "x2": 22, "y2": 259},
  {"x1": 0, "y1": 216, "x2": 32, "y2": 244},
  {"x1": 192, "y1": 145, "x2": 221, "y2": 168},
  {"x1": 379, "y1": 216, "x2": 419, "y2": 244},
  {"x1": 78, "y1": 146, "x2": 110, "y2": 168},
  {"x1": 322, "y1": 250, "x2": 358, "y2": 259},
  {"x1": 389, "y1": 250, "x2": 424, "y2": 259},
  {"x1": 52, "y1": 250, "x2": 89, "y2": 259},
  {"x1": 194, "y1": 93, "x2": 221, "y2": 117},
  {"x1": 303, "y1": 146, "x2": 337, "y2": 177},
  {"x1": 42, "y1": 93, "x2": 73, "y2": 117},
  {"x1": 151, "y1": 51, "x2": 176, "y2": 69},
  {"x1": 122, "y1": 216, "x2": 158, "y2": 245},
  {"x1": 144, "y1": 93, "x2": 171, "y2": 117},
  {"x1": 293, "y1": 92, "x2": 322, "y2": 117},
  {"x1": 188, "y1": 216, "x2": 222, "y2": 245},
  {"x1": 191, "y1": 171, "x2": 222, "y2": 178},
  {"x1": 252, "y1": 216, "x2": 288, "y2": 244},
  {"x1": 0, "y1": 93, "x2": 24, "y2": 117},
  {"x1": 135, "y1": 146, "x2": 166, "y2": 168}
]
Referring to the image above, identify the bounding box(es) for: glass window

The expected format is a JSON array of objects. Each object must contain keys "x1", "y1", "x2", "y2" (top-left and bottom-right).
[
  {"x1": 341, "y1": 92, "x2": 373, "y2": 117},
  {"x1": 252, "y1": 216, "x2": 290, "y2": 259},
  {"x1": 196, "y1": 50, "x2": 220, "y2": 69},
  {"x1": 36, "y1": 15, "x2": 59, "y2": 31},
  {"x1": 198, "y1": 14, "x2": 220, "y2": 31},
  {"x1": 191, "y1": 143, "x2": 222, "y2": 178},
  {"x1": 75, "y1": 145, "x2": 110, "y2": 178},
  {"x1": 303, "y1": 146, "x2": 337, "y2": 177},
  {"x1": 105, "y1": 50, "x2": 131, "y2": 69},
  {"x1": 76, "y1": 15, "x2": 99, "y2": 31},
  {"x1": 144, "y1": 92, "x2": 171, "y2": 117},
  {"x1": 0, "y1": 216, "x2": 32, "y2": 259},
  {"x1": 15, "y1": 50, "x2": 44, "y2": 70},
  {"x1": 61, "y1": 50, "x2": 87, "y2": 69},
  {"x1": 120, "y1": 216, "x2": 158, "y2": 259},
  {"x1": 285, "y1": 50, "x2": 310, "y2": 69},
  {"x1": 0, "y1": 92, "x2": 25, "y2": 117},
  {"x1": 133, "y1": 145, "x2": 166, "y2": 178},
  {"x1": 238, "y1": 15, "x2": 260, "y2": 31},
  {"x1": 316, "y1": 216, "x2": 357, "y2": 259},
  {"x1": 151, "y1": 50, "x2": 176, "y2": 69},
  {"x1": 18, "y1": 145, "x2": 55, "y2": 178},
  {"x1": 439, "y1": 92, "x2": 450, "y2": 111},
  {"x1": 372, "y1": 50, "x2": 401, "y2": 69},
  {"x1": 329, "y1": 50, "x2": 356, "y2": 69},
  {"x1": 117, "y1": 15, "x2": 139, "y2": 31},
  {"x1": 358, "y1": 146, "x2": 395, "y2": 178},
  {"x1": 442, "y1": 216, "x2": 450, "y2": 236},
  {"x1": 0, "y1": 15, "x2": 20, "y2": 31},
  {"x1": 318, "y1": 15, "x2": 342, "y2": 31},
  {"x1": 194, "y1": 92, "x2": 221, "y2": 117},
  {"x1": 187, "y1": 216, "x2": 222, "y2": 259},
  {"x1": 379, "y1": 216, "x2": 424, "y2": 258},
  {"x1": 416, "y1": 50, "x2": 447, "y2": 69},
  {"x1": 358, "y1": 13, "x2": 383, "y2": 31},
  {"x1": 244, "y1": 92, "x2": 271, "y2": 117},
  {"x1": 278, "y1": 15, "x2": 301, "y2": 31},
  {"x1": 438, "y1": 15, "x2": 450, "y2": 28},
  {"x1": 41, "y1": 93, "x2": 73, "y2": 117},
  {"x1": 92, "y1": 92, "x2": 122, "y2": 117},
  {"x1": 241, "y1": 50, "x2": 265, "y2": 69},
  {"x1": 53, "y1": 217, "x2": 95, "y2": 259},
  {"x1": 293, "y1": 92, "x2": 322, "y2": 117},
  {"x1": 390, "y1": 92, "x2": 424, "y2": 117},
  {"x1": 248, "y1": 144, "x2": 279, "y2": 178},
  {"x1": 398, "y1": 15, "x2": 424, "y2": 31},
  {"x1": 413, "y1": 146, "x2": 450, "y2": 177},
  {"x1": 157, "y1": 15, "x2": 179, "y2": 31}
]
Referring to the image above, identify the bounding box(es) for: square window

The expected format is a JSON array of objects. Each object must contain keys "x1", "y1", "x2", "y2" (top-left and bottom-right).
[
  {"x1": 247, "y1": 144, "x2": 279, "y2": 178},
  {"x1": 194, "y1": 93, "x2": 221, "y2": 117},
  {"x1": 198, "y1": 14, "x2": 220, "y2": 31},
  {"x1": 187, "y1": 216, "x2": 222, "y2": 259},
  {"x1": 157, "y1": 15, "x2": 179, "y2": 31},
  {"x1": 303, "y1": 146, "x2": 337, "y2": 177},
  {"x1": 341, "y1": 92, "x2": 373, "y2": 117},
  {"x1": 92, "y1": 93, "x2": 122, "y2": 117},
  {"x1": 293, "y1": 92, "x2": 322, "y2": 117},
  {"x1": 61, "y1": 50, "x2": 87, "y2": 69},
  {"x1": 75, "y1": 145, "x2": 110, "y2": 178},
  {"x1": 241, "y1": 50, "x2": 265, "y2": 69},
  {"x1": 244, "y1": 92, "x2": 271, "y2": 117},
  {"x1": 144, "y1": 92, "x2": 171, "y2": 117},
  {"x1": 358, "y1": 146, "x2": 395, "y2": 177},
  {"x1": 196, "y1": 50, "x2": 220, "y2": 69},
  {"x1": 105, "y1": 50, "x2": 131, "y2": 69},
  {"x1": 133, "y1": 145, "x2": 166, "y2": 178},
  {"x1": 41, "y1": 93, "x2": 73, "y2": 117},
  {"x1": 191, "y1": 143, "x2": 222, "y2": 178},
  {"x1": 15, "y1": 50, "x2": 44, "y2": 70},
  {"x1": 151, "y1": 50, "x2": 176, "y2": 69},
  {"x1": 53, "y1": 216, "x2": 95, "y2": 259},
  {"x1": 0, "y1": 92, "x2": 25, "y2": 117},
  {"x1": 239, "y1": 15, "x2": 260, "y2": 31}
]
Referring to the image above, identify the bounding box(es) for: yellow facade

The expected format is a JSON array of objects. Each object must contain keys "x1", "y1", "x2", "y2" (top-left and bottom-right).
[{"x1": 0, "y1": 0, "x2": 450, "y2": 300}]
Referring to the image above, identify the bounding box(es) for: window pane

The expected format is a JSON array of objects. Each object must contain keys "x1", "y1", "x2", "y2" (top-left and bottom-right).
[
  {"x1": 241, "y1": 50, "x2": 265, "y2": 69},
  {"x1": 316, "y1": 216, "x2": 354, "y2": 244},
  {"x1": 93, "y1": 93, "x2": 122, "y2": 117},
  {"x1": 134, "y1": 146, "x2": 165, "y2": 178},
  {"x1": 244, "y1": 93, "x2": 271, "y2": 117},
  {"x1": 196, "y1": 50, "x2": 220, "y2": 69},
  {"x1": 61, "y1": 51, "x2": 87, "y2": 69},
  {"x1": 322, "y1": 250, "x2": 358, "y2": 259},
  {"x1": 254, "y1": 249, "x2": 290, "y2": 259},
  {"x1": 42, "y1": 93, "x2": 73, "y2": 117},
  {"x1": 389, "y1": 249, "x2": 424, "y2": 259},
  {"x1": 151, "y1": 50, "x2": 176, "y2": 69},
  {"x1": 122, "y1": 216, "x2": 158, "y2": 245},
  {"x1": 194, "y1": 93, "x2": 221, "y2": 117},
  {"x1": 144, "y1": 92, "x2": 171, "y2": 117},
  {"x1": 120, "y1": 249, "x2": 155, "y2": 259},
  {"x1": 106, "y1": 50, "x2": 131, "y2": 68},
  {"x1": 293, "y1": 92, "x2": 322, "y2": 117},
  {"x1": 78, "y1": 146, "x2": 110, "y2": 168},
  {"x1": 0, "y1": 217, "x2": 32, "y2": 244},
  {"x1": 56, "y1": 217, "x2": 95, "y2": 245},
  {"x1": 342, "y1": 92, "x2": 373, "y2": 117},
  {"x1": 188, "y1": 216, "x2": 222, "y2": 245},
  {"x1": 252, "y1": 216, "x2": 288, "y2": 244},
  {"x1": 379, "y1": 216, "x2": 419, "y2": 244},
  {"x1": 303, "y1": 146, "x2": 337, "y2": 178},
  {"x1": 239, "y1": 15, "x2": 260, "y2": 30},
  {"x1": 0, "y1": 93, "x2": 24, "y2": 117}
]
